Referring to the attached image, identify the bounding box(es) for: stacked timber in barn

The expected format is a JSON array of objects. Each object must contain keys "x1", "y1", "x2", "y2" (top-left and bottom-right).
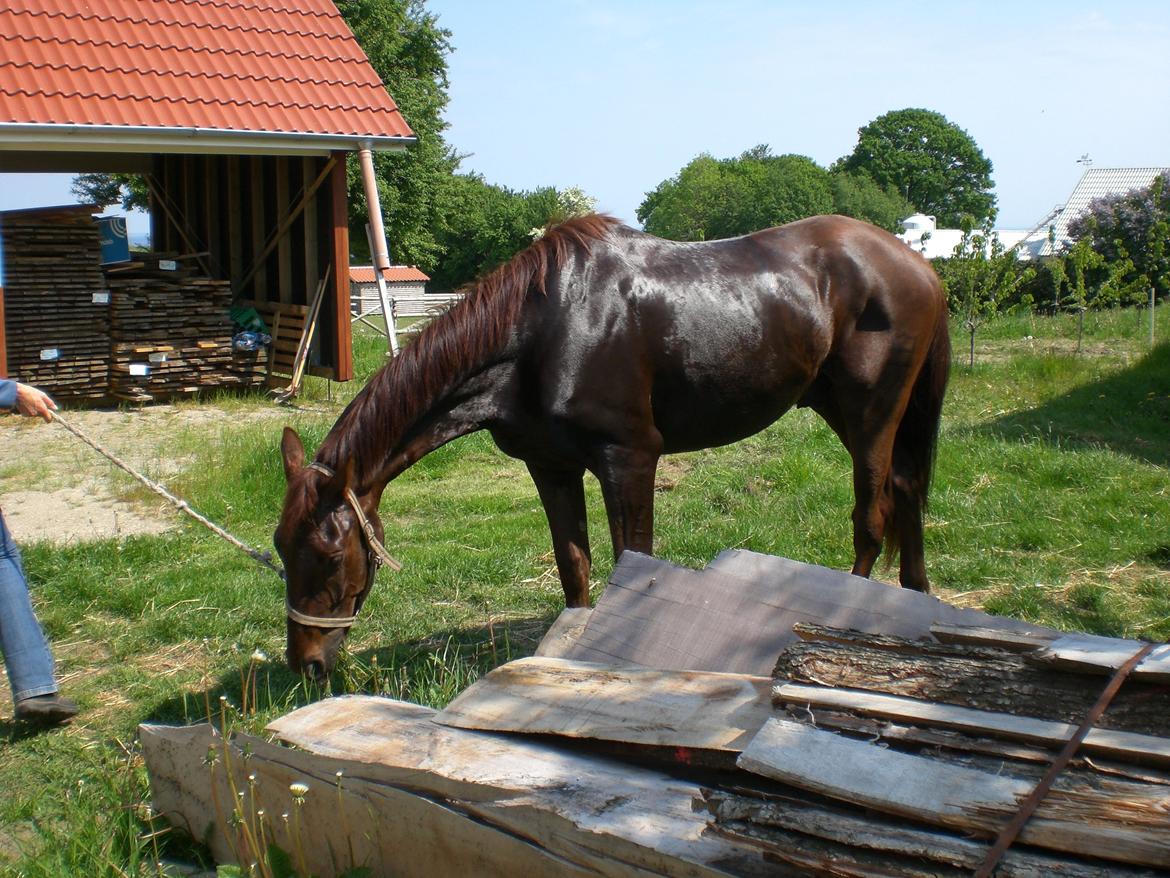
[
  {"x1": 0, "y1": 205, "x2": 112, "y2": 402},
  {"x1": 140, "y1": 551, "x2": 1170, "y2": 877},
  {"x1": 105, "y1": 255, "x2": 264, "y2": 401}
]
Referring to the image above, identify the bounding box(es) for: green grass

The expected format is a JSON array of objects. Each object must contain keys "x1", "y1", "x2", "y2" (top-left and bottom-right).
[{"x1": 2, "y1": 304, "x2": 1169, "y2": 875}]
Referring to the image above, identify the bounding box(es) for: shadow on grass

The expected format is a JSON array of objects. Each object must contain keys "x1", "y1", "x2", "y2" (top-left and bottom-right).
[
  {"x1": 140, "y1": 610, "x2": 560, "y2": 729},
  {"x1": 984, "y1": 342, "x2": 1170, "y2": 466}
]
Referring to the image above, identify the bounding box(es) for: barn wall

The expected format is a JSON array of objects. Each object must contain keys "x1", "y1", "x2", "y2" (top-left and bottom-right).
[{"x1": 148, "y1": 152, "x2": 353, "y2": 381}]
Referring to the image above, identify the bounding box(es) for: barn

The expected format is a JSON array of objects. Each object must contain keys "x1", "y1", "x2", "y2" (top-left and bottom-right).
[{"x1": 0, "y1": 0, "x2": 414, "y2": 399}]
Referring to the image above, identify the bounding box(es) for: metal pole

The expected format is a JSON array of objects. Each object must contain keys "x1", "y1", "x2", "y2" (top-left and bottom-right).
[{"x1": 358, "y1": 143, "x2": 400, "y2": 357}]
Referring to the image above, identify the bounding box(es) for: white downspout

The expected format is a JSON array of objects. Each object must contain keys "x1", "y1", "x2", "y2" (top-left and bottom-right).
[{"x1": 358, "y1": 142, "x2": 399, "y2": 357}]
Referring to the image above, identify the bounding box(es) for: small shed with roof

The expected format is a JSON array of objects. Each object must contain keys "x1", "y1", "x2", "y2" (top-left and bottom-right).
[{"x1": 0, "y1": 0, "x2": 414, "y2": 396}]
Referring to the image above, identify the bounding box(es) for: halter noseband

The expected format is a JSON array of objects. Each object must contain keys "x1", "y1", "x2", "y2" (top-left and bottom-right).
[{"x1": 285, "y1": 462, "x2": 403, "y2": 629}]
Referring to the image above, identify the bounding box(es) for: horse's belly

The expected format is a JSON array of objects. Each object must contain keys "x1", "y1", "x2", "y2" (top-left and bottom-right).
[{"x1": 652, "y1": 374, "x2": 808, "y2": 453}]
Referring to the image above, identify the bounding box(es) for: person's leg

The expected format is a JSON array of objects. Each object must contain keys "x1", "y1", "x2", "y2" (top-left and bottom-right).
[{"x1": 0, "y1": 511, "x2": 61, "y2": 703}]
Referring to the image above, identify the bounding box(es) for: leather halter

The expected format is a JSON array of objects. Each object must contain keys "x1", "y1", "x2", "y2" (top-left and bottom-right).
[{"x1": 285, "y1": 462, "x2": 402, "y2": 629}]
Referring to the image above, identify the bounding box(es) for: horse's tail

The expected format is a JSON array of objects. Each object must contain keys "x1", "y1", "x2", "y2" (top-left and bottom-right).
[{"x1": 886, "y1": 295, "x2": 951, "y2": 558}]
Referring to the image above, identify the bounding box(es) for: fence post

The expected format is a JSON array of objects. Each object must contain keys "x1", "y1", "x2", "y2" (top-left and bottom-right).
[{"x1": 1151, "y1": 287, "x2": 1156, "y2": 348}]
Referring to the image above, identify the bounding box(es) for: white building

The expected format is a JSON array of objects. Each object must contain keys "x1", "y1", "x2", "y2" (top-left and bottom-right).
[
  {"x1": 899, "y1": 165, "x2": 1169, "y2": 262},
  {"x1": 1033, "y1": 166, "x2": 1169, "y2": 256},
  {"x1": 898, "y1": 214, "x2": 1034, "y2": 260}
]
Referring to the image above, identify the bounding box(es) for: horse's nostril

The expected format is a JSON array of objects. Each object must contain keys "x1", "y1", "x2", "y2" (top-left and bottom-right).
[{"x1": 304, "y1": 659, "x2": 326, "y2": 681}]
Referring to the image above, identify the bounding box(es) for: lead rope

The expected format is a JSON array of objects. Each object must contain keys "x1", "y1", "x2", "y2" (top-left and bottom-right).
[{"x1": 51, "y1": 412, "x2": 285, "y2": 581}]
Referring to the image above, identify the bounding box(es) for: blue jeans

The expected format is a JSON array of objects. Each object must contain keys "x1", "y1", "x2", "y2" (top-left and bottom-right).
[{"x1": 0, "y1": 511, "x2": 58, "y2": 702}]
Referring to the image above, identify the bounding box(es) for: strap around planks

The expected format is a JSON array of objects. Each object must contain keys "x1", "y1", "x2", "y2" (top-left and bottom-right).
[{"x1": 973, "y1": 639, "x2": 1158, "y2": 878}]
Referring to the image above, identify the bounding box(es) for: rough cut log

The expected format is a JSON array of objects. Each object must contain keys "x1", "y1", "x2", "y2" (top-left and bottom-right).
[
  {"x1": 143, "y1": 696, "x2": 781, "y2": 878},
  {"x1": 776, "y1": 624, "x2": 1167, "y2": 735},
  {"x1": 435, "y1": 656, "x2": 771, "y2": 754},
  {"x1": 702, "y1": 789, "x2": 1161, "y2": 878},
  {"x1": 738, "y1": 718, "x2": 1170, "y2": 869}
]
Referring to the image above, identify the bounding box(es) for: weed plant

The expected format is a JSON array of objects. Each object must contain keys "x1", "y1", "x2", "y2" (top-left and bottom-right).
[{"x1": 1, "y1": 305, "x2": 1168, "y2": 875}]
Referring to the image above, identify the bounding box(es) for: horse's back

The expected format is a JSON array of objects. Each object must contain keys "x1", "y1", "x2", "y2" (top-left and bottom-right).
[{"x1": 525, "y1": 216, "x2": 943, "y2": 453}]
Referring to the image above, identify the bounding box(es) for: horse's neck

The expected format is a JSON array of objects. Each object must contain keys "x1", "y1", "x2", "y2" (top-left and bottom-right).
[{"x1": 320, "y1": 351, "x2": 512, "y2": 497}]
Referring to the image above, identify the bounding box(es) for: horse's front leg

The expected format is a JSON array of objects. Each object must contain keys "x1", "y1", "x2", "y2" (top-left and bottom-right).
[
  {"x1": 527, "y1": 463, "x2": 592, "y2": 607},
  {"x1": 592, "y1": 444, "x2": 660, "y2": 561}
]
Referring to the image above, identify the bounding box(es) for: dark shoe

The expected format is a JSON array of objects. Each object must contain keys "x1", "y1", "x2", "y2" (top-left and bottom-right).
[{"x1": 14, "y1": 693, "x2": 78, "y2": 726}]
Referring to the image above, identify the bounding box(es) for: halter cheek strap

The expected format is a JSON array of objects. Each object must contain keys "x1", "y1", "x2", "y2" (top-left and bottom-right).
[{"x1": 287, "y1": 462, "x2": 403, "y2": 629}]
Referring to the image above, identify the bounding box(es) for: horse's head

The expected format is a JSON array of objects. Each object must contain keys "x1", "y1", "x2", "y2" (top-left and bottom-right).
[{"x1": 275, "y1": 427, "x2": 387, "y2": 681}]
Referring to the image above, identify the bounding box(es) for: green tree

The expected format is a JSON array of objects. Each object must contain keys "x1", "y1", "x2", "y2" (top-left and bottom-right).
[
  {"x1": 838, "y1": 108, "x2": 996, "y2": 227},
  {"x1": 828, "y1": 170, "x2": 915, "y2": 232},
  {"x1": 337, "y1": 0, "x2": 458, "y2": 270},
  {"x1": 70, "y1": 172, "x2": 148, "y2": 212},
  {"x1": 936, "y1": 217, "x2": 1034, "y2": 368},
  {"x1": 428, "y1": 176, "x2": 584, "y2": 291},
  {"x1": 1066, "y1": 174, "x2": 1170, "y2": 301},
  {"x1": 637, "y1": 147, "x2": 833, "y2": 241}
]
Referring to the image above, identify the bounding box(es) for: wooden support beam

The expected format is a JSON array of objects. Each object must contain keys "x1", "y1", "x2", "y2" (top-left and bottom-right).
[
  {"x1": 329, "y1": 151, "x2": 352, "y2": 382},
  {"x1": 236, "y1": 156, "x2": 337, "y2": 297}
]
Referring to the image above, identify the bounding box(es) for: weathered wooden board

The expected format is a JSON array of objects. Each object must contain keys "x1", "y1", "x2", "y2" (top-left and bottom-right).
[
  {"x1": 143, "y1": 696, "x2": 780, "y2": 877},
  {"x1": 435, "y1": 656, "x2": 771, "y2": 753},
  {"x1": 739, "y1": 718, "x2": 1170, "y2": 868},
  {"x1": 555, "y1": 551, "x2": 1050, "y2": 675},
  {"x1": 535, "y1": 607, "x2": 593, "y2": 659},
  {"x1": 774, "y1": 682, "x2": 1170, "y2": 766},
  {"x1": 1036, "y1": 634, "x2": 1170, "y2": 682}
]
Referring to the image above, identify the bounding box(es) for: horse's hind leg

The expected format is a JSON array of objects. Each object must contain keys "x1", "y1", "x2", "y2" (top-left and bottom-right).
[
  {"x1": 806, "y1": 383, "x2": 899, "y2": 583},
  {"x1": 891, "y1": 445, "x2": 929, "y2": 592},
  {"x1": 527, "y1": 463, "x2": 593, "y2": 607},
  {"x1": 591, "y1": 444, "x2": 660, "y2": 561}
]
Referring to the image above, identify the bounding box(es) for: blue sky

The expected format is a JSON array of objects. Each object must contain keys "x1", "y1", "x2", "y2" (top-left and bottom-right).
[{"x1": 2, "y1": 1, "x2": 1167, "y2": 235}]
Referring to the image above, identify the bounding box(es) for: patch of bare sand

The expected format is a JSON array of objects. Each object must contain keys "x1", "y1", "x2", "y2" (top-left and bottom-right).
[{"x1": 0, "y1": 403, "x2": 288, "y2": 543}]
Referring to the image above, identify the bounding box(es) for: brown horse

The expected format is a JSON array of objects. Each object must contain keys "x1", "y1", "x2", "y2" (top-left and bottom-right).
[{"x1": 276, "y1": 214, "x2": 950, "y2": 678}]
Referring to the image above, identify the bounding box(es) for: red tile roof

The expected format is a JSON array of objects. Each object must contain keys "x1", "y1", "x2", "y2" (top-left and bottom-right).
[
  {"x1": 350, "y1": 265, "x2": 430, "y2": 283},
  {"x1": 0, "y1": 0, "x2": 414, "y2": 151}
]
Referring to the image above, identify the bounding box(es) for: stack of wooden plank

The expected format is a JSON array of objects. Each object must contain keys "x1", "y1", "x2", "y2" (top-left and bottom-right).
[
  {"x1": 140, "y1": 551, "x2": 1170, "y2": 877},
  {"x1": 0, "y1": 205, "x2": 112, "y2": 402},
  {"x1": 105, "y1": 256, "x2": 265, "y2": 401},
  {"x1": 709, "y1": 623, "x2": 1170, "y2": 876}
]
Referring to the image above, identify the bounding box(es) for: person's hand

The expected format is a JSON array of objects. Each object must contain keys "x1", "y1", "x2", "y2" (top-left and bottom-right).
[{"x1": 14, "y1": 382, "x2": 57, "y2": 422}]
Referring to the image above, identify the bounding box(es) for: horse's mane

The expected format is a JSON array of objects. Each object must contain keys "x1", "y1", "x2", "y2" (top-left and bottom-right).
[{"x1": 312, "y1": 213, "x2": 621, "y2": 489}]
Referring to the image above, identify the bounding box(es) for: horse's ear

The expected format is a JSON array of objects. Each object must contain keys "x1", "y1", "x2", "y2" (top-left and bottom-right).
[{"x1": 281, "y1": 427, "x2": 305, "y2": 481}]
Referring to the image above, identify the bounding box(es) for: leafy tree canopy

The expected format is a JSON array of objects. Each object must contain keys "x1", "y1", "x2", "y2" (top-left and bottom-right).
[
  {"x1": 828, "y1": 170, "x2": 915, "y2": 233},
  {"x1": 837, "y1": 108, "x2": 996, "y2": 228},
  {"x1": 637, "y1": 146, "x2": 833, "y2": 241},
  {"x1": 429, "y1": 175, "x2": 578, "y2": 291},
  {"x1": 1067, "y1": 174, "x2": 1169, "y2": 300},
  {"x1": 337, "y1": 0, "x2": 458, "y2": 270}
]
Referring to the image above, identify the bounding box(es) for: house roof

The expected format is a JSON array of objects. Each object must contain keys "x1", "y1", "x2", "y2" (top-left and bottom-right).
[
  {"x1": 0, "y1": 0, "x2": 415, "y2": 158},
  {"x1": 350, "y1": 265, "x2": 430, "y2": 284},
  {"x1": 1038, "y1": 166, "x2": 1169, "y2": 256}
]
